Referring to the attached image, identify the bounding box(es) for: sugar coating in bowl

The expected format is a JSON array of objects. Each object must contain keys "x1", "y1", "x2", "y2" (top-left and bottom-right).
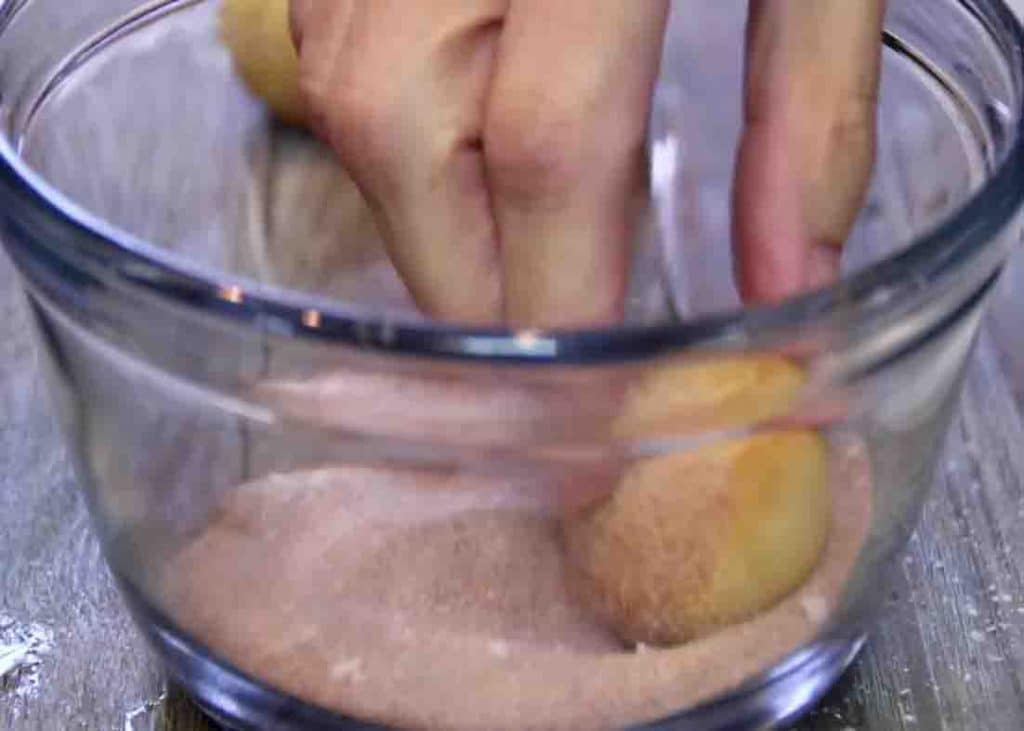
[
  {"x1": 154, "y1": 445, "x2": 869, "y2": 730},
  {"x1": 152, "y1": 353, "x2": 871, "y2": 730}
]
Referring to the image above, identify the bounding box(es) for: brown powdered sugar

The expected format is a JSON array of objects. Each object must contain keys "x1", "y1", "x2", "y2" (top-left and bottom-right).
[{"x1": 156, "y1": 440, "x2": 871, "y2": 730}]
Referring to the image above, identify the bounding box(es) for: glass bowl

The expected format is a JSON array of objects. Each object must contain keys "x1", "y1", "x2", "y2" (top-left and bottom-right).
[{"x1": 1, "y1": 0, "x2": 1022, "y2": 728}]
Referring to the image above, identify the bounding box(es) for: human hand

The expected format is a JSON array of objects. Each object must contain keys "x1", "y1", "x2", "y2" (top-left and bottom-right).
[
  {"x1": 289, "y1": 0, "x2": 667, "y2": 326},
  {"x1": 289, "y1": 1, "x2": 886, "y2": 325}
]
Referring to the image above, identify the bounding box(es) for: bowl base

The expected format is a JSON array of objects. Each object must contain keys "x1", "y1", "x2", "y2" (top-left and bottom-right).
[{"x1": 120, "y1": 577, "x2": 865, "y2": 731}]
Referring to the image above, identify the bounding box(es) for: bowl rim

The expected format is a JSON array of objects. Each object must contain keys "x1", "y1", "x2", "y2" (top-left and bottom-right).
[{"x1": 1, "y1": 0, "x2": 1023, "y2": 365}]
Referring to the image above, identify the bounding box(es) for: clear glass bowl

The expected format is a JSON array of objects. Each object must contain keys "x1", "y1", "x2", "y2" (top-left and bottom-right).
[{"x1": 1, "y1": 1, "x2": 1022, "y2": 729}]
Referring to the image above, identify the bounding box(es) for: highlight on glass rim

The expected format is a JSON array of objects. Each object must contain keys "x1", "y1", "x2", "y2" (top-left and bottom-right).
[{"x1": 1, "y1": 0, "x2": 1023, "y2": 729}]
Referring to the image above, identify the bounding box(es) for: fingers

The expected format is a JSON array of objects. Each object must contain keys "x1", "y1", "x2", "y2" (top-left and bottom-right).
[
  {"x1": 485, "y1": 0, "x2": 670, "y2": 328},
  {"x1": 292, "y1": 0, "x2": 507, "y2": 323},
  {"x1": 734, "y1": 0, "x2": 886, "y2": 304}
]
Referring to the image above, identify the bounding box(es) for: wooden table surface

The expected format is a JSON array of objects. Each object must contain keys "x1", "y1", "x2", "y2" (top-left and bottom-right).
[{"x1": 3, "y1": 5, "x2": 1024, "y2": 731}]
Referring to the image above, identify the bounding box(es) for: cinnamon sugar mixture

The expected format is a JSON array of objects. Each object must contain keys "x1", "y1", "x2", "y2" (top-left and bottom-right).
[{"x1": 156, "y1": 441, "x2": 870, "y2": 730}]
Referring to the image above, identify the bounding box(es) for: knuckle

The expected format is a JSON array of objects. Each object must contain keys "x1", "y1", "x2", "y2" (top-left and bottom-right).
[
  {"x1": 298, "y1": 62, "x2": 402, "y2": 172},
  {"x1": 485, "y1": 105, "x2": 594, "y2": 201}
]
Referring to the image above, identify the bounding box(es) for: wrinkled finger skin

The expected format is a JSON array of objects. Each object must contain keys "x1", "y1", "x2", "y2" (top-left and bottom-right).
[
  {"x1": 735, "y1": 0, "x2": 887, "y2": 304},
  {"x1": 289, "y1": 0, "x2": 667, "y2": 328},
  {"x1": 291, "y1": 1, "x2": 507, "y2": 324}
]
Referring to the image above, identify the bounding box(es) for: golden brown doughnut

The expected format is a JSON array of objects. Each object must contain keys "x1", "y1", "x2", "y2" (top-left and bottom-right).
[
  {"x1": 564, "y1": 430, "x2": 831, "y2": 646},
  {"x1": 220, "y1": 0, "x2": 305, "y2": 125}
]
